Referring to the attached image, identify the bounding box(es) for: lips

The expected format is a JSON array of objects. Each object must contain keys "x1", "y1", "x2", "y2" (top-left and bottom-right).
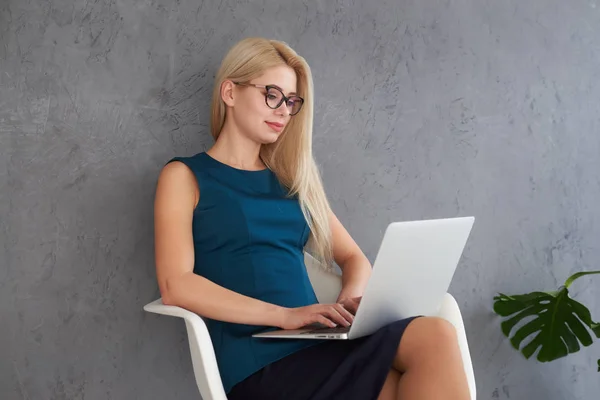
[{"x1": 266, "y1": 121, "x2": 284, "y2": 132}]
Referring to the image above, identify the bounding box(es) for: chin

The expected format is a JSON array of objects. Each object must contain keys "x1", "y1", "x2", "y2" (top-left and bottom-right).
[{"x1": 258, "y1": 132, "x2": 280, "y2": 144}]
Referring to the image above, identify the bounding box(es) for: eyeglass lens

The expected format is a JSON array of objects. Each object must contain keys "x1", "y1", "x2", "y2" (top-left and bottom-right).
[{"x1": 266, "y1": 87, "x2": 303, "y2": 115}]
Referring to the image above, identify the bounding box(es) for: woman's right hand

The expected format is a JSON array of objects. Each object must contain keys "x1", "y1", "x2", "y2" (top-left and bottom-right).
[{"x1": 278, "y1": 303, "x2": 355, "y2": 330}]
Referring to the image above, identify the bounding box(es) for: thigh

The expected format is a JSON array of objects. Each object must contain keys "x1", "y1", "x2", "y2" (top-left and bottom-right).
[{"x1": 377, "y1": 369, "x2": 401, "y2": 400}]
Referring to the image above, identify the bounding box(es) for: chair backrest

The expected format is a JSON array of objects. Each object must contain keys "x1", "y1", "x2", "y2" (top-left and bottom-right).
[{"x1": 303, "y1": 252, "x2": 342, "y2": 304}]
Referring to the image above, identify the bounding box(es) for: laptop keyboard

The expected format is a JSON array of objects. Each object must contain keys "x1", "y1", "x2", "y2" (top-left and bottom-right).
[{"x1": 303, "y1": 326, "x2": 351, "y2": 334}]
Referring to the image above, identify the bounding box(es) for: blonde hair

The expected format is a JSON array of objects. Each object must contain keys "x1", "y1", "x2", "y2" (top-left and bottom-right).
[{"x1": 210, "y1": 37, "x2": 334, "y2": 270}]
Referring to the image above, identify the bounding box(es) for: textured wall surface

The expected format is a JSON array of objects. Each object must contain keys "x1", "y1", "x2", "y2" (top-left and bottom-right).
[{"x1": 2, "y1": 0, "x2": 600, "y2": 399}]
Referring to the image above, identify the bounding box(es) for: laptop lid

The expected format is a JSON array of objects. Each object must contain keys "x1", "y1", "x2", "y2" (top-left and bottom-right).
[{"x1": 348, "y1": 217, "x2": 474, "y2": 339}]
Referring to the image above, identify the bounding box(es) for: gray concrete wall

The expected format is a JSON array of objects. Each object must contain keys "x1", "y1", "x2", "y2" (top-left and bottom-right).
[{"x1": 2, "y1": 0, "x2": 599, "y2": 399}]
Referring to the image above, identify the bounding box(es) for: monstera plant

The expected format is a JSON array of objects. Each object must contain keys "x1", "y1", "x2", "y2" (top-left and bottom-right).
[{"x1": 493, "y1": 270, "x2": 600, "y2": 371}]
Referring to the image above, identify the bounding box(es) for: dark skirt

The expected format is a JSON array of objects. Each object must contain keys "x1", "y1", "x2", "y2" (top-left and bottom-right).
[{"x1": 227, "y1": 317, "x2": 419, "y2": 400}]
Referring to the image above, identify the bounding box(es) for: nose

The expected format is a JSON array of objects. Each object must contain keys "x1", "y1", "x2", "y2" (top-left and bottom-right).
[{"x1": 275, "y1": 101, "x2": 291, "y2": 117}]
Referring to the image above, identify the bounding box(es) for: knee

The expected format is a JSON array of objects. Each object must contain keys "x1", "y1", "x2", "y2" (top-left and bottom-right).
[
  {"x1": 397, "y1": 317, "x2": 459, "y2": 365},
  {"x1": 422, "y1": 316, "x2": 458, "y2": 343},
  {"x1": 407, "y1": 316, "x2": 457, "y2": 341}
]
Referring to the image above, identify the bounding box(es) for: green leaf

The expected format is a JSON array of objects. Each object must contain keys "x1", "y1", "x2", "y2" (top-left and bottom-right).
[
  {"x1": 592, "y1": 322, "x2": 600, "y2": 338},
  {"x1": 565, "y1": 313, "x2": 593, "y2": 346},
  {"x1": 558, "y1": 324, "x2": 580, "y2": 354},
  {"x1": 493, "y1": 292, "x2": 554, "y2": 316},
  {"x1": 500, "y1": 302, "x2": 543, "y2": 337},
  {"x1": 510, "y1": 316, "x2": 544, "y2": 350},
  {"x1": 493, "y1": 287, "x2": 600, "y2": 363},
  {"x1": 569, "y1": 299, "x2": 600, "y2": 339}
]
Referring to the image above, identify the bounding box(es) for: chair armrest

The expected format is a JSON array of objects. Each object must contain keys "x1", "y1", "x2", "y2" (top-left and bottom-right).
[
  {"x1": 144, "y1": 298, "x2": 204, "y2": 319},
  {"x1": 143, "y1": 299, "x2": 228, "y2": 400},
  {"x1": 437, "y1": 293, "x2": 476, "y2": 400}
]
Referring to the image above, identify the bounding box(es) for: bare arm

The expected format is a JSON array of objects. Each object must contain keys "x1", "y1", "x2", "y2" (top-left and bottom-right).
[
  {"x1": 329, "y1": 210, "x2": 372, "y2": 301},
  {"x1": 154, "y1": 161, "x2": 285, "y2": 327}
]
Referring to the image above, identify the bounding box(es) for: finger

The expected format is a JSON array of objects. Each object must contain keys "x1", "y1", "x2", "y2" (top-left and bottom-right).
[
  {"x1": 337, "y1": 300, "x2": 356, "y2": 315},
  {"x1": 316, "y1": 305, "x2": 346, "y2": 326},
  {"x1": 334, "y1": 303, "x2": 355, "y2": 323},
  {"x1": 314, "y1": 314, "x2": 337, "y2": 328},
  {"x1": 322, "y1": 305, "x2": 352, "y2": 326},
  {"x1": 322, "y1": 309, "x2": 348, "y2": 327}
]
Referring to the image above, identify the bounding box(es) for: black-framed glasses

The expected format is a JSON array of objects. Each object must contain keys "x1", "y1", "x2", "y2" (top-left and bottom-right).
[{"x1": 233, "y1": 82, "x2": 304, "y2": 116}]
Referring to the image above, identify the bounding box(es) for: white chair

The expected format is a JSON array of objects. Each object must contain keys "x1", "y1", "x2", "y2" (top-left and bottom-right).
[{"x1": 144, "y1": 252, "x2": 477, "y2": 400}]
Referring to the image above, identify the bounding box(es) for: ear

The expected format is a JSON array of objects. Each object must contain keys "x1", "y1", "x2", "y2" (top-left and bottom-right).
[{"x1": 221, "y1": 80, "x2": 236, "y2": 107}]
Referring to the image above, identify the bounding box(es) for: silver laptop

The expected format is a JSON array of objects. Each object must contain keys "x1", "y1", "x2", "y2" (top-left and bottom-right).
[{"x1": 253, "y1": 216, "x2": 475, "y2": 340}]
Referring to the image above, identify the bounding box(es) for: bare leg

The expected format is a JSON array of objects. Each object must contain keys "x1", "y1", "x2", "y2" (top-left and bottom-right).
[
  {"x1": 392, "y1": 316, "x2": 470, "y2": 400},
  {"x1": 377, "y1": 369, "x2": 401, "y2": 400}
]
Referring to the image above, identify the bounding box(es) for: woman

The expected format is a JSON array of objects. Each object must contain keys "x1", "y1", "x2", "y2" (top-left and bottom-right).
[{"x1": 154, "y1": 37, "x2": 470, "y2": 400}]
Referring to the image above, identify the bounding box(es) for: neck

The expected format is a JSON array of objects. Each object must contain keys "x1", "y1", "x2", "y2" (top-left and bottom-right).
[{"x1": 209, "y1": 119, "x2": 265, "y2": 170}]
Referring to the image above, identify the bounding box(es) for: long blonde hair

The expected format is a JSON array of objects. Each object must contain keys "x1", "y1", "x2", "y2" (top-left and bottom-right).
[{"x1": 210, "y1": 37, "x2": 334, "y2": 270}]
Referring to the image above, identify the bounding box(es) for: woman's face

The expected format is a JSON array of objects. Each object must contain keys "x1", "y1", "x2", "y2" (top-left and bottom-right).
[{"x1": 227, "y1": 65, "x2": 299, "y2": 144}]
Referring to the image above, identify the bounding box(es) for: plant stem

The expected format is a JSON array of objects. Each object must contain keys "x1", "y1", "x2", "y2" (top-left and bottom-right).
[{"x1": 564, "y1": 270, "x2": 600, "y2": 289}]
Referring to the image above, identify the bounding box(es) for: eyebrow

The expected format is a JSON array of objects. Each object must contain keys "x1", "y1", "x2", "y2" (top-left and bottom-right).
[{"x1": 269, "y1": 84, "x2": 298, "y2": 96}]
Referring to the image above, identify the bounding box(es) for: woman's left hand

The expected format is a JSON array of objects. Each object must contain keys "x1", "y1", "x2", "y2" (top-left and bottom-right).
[{"x1": 336, "y1": 295, "x2": 362, "y2": 315}]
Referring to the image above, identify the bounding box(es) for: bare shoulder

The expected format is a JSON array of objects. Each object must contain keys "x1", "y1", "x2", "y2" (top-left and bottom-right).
[
  {"x1": 155, "y1": 160, "x2": 199, "y2": 209},
  {"x1": 159, "y1": 159, "x2": 194, "y2": 179}
]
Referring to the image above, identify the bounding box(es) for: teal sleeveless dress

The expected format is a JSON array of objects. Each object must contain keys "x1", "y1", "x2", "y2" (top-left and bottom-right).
[
  {"x1": 168, "y1": 151, "x2": 419, "y2": 399},
  {"x1": 166, "y1": 152, "x2": 325, "y2": 393}
]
